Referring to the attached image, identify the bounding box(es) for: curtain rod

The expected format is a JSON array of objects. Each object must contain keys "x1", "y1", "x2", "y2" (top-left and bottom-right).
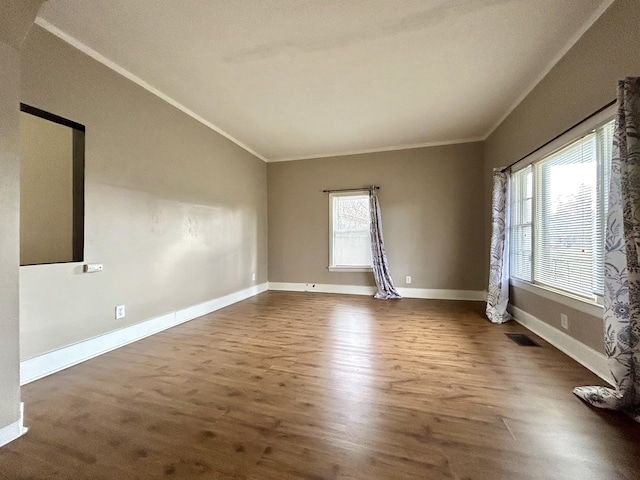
[
  {"x1": 500, "y1": 98, "x2": 616, "y2": 173},
  {"x1": 322, "y1": 186, "x2": 380, "y2": 193}
]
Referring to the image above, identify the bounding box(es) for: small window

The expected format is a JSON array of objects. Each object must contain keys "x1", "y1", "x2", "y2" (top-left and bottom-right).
[
  {"x1": 510, "y1": 165, "x2": 533, "y2": 282},
  {"x1": 329, "y1": 191, "x2": 372, "y2": 272}
]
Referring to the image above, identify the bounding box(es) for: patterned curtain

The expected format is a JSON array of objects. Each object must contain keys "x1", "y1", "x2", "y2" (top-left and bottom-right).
[
  {"x1": 486, "y1": 169, "x2": 513, "y2": 323},
  {"x1": 369, "y1": 189, "x2": 401, "y2": 299},
  {"x1": 573, "y1": 77, "x2": 640, "y2": 422}
]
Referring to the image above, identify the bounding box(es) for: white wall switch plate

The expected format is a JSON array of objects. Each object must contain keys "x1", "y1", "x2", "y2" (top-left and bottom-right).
[
  {"x1": 115, "y1": 304, "x2": 125, "y2": 320},
  {"x1": 84, "y1": 263, "x2": 103, "y2": 273}
]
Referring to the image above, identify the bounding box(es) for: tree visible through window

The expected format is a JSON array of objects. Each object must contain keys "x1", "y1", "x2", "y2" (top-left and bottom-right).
[{"x1": 329, "y1": 192, "x2": 372, "y2": 269}]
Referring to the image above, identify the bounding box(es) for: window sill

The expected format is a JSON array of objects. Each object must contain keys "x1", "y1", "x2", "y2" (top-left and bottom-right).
[
  {"x1": 328, "y1": 266, "x2": 372, "y2": 273},
  {"x1": 510, "y1": 278, "x2": 603, "y2": 317}
]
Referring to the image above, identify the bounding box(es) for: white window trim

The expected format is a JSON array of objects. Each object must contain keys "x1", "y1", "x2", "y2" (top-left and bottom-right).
[{"x1": 328, "y1": 190, "x2": 372, "y2": 272}]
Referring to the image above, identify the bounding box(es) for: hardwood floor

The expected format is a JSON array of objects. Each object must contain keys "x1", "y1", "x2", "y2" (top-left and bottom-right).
[{"x1": 1, "y1": 291, "x2": 639, "y2": 479}]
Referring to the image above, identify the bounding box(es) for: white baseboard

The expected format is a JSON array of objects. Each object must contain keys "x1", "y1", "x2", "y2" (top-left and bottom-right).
[
  {"x1": 396, "y1": 287, "x2": 486, "y2": 301},
  {"x1": 511, "y1": 305, "x2": 614, "y2": 386},
  {"x1": 268, "y1": 282, "x2": 486, "y2": 301},
  {"x1": 0, "y1": 402, "x2": 27, "y2": 448},
  {"x1": 20, "y1": 283, "x2": 269, "y2": 385},
  {"x1": 268, "y1": 282, "x2": 377, "y2": 296}
]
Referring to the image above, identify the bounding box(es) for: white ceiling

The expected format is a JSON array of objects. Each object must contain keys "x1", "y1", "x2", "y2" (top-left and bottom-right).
[{"x1": 36, "y1": 0, "x2": 612, "y2": 162}]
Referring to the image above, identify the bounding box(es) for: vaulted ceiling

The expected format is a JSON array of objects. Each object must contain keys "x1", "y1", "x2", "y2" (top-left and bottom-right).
[{"x1": 37, "y1": 0, "x2": 613, "y2": 161}]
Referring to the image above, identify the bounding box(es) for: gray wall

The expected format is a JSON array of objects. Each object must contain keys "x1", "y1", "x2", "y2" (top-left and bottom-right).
[
  {"x1": 0, "y1": 0, "x2": 44, "y2": 438},
  {"x1": 19, "y1": 26, "x2": 268, "y2": 359},
  {"x1": 268, "y1": 143, "x2": 486, "y2": 292},
  {"x1": 484, "y1": 0, "x2": 640, "y2": 353}
]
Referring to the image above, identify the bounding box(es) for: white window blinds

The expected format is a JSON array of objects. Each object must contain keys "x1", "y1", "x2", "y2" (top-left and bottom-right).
[
  {"x1": 510, "y1": 119, "x2": 613, "y2": 300},
  {"x1": 510, "y1": 166, "x2": 533, "y2": 282},
  {"x1": 535, "y1": 135, "x2": 599, "y2": 297}
]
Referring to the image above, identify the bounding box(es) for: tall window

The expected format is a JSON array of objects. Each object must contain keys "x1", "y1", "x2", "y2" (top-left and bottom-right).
[
  {"x1": 510, "y1": 119, "x2": 614, "y2": 300},
  {"x1": 329, "y1": 192, "x2": 372, "y2": 271}
]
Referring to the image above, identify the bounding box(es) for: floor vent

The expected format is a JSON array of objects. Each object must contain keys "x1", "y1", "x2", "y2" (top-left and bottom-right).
[{"x1": 505, "y1": 333, "x2": 541, "y2": 347}]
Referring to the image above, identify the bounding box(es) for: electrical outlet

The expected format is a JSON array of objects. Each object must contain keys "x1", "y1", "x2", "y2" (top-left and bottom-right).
[
  {"x1": 560, "y1": 313, "x2": 569, "y2": 330},
  {"x1": 405, "y1": 276, "x2": 412, "y2": 284},
  {"x1": 84, "y1": 263, "x2": 103, "y2": 273},
  {"x1": 115, "y1": 304, "x2": 125, "y2": 320},
  {"x1": 252, "y1": 273, "x2": 256, "y2": 281}
]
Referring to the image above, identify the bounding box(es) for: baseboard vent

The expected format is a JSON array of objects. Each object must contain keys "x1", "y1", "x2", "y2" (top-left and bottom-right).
[{"x1": 506, "y1": 333, "x2": 541, "y2": 347}]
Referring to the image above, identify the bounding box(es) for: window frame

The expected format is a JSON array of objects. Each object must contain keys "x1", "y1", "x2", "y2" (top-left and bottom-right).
[
  {"x1": 508, "y1": 104, "x2": 615, "y2": 310},
  {"x1": 328, "y1": 190, "x2": 373, "y2": 272}
]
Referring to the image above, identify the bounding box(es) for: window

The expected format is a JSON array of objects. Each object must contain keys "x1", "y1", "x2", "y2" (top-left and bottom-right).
[
  {"x1": 510, "y1": 166, "x2": 533, "y2": 282},
  {"x1": 329, "y1": 191, "x2": 372, "y2": 271},
  {"x1": 19, "y1": 104, "x2": 85, "y2": 266},
  {"x1": 510, "y1": 118, "x2": 614, "y2": 300}
]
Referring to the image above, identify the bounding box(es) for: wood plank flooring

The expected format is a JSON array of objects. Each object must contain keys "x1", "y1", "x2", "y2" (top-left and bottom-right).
[{"x1": 1, "y1": 291, "x2": 639, "y2": 479}]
